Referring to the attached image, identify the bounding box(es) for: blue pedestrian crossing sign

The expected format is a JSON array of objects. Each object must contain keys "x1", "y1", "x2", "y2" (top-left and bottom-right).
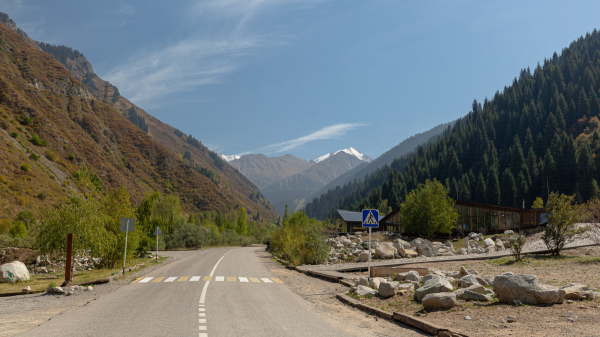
[{"x1": 362, "y1": 209, "x2": 379, "y2": 228}]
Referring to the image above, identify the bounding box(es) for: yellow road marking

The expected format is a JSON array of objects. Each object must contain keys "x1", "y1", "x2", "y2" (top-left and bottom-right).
[
  {"x1": 271, "y1": 278, "x2": 284, "y2": 284},
  {"x1": 227, "y1": 277, "x2": 236, "y2": 282},
  {"x1": 131, "y1": 277, "x2": 142, "y2": 283},
  {"x1": 152, "y1": 277, "x2": 165, "y2": 283},
  {"x1": 178, "y1": 276, "x2": 189, "y2": 282},
  {"x1": 249, "y1": 278, "x2": 260, "y2": 283},
  {"x1": 203, "y1": 276, "x2": 212, "y2": 281}
]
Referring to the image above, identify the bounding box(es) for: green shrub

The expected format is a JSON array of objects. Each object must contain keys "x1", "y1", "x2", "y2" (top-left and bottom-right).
[
  {"x1": 10, "y1": 132, "x2": 17, "y2": 138},
  {"x1": 30, "y1": 153, "x2": 40, "y2": 161},
  {"x1": 29, "y1": 134, "x2": 48, "y2": 147},
  {"x1": 68, "y1": 153, "x2": 76, "y2": 161},
  {"x1": 20, "y1": 163, "x2": 31, "y2": 172},
  {"x1": 271, "y1": 211, "x2": 328, "y2": 266},
  {"x1": 45, "y1": 150, "x2": 59, "y2": 162},
  {"x1": 8, "y1": 221, "x2": 27, "y2": 238},
  {"x1": 0, "y1": 175, "x2": 7, "y2": 184},
  {"x1": 19, "y1": 116, "x2": 32, "y2": 125}
]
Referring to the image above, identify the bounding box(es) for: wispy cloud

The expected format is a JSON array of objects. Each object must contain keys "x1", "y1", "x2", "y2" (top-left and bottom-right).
[
  {"x1": 104, "y1": 0, "x2": 322, "y2": 106},
  {"x1": 225, "y1": 123, "x2": 366, "y2": 156},
  {"x1": 111, "y1": 3, "x2": 134, "y2": 15}
]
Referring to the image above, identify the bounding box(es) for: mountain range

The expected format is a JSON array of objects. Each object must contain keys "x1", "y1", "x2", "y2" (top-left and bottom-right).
[{"x1": 0, "y1": 13, "x2": 278, "y2": 220}]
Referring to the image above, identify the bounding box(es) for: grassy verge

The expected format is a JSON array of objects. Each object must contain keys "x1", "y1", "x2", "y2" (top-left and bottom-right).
[{"x1": 0, "y1": 256, "x2": 167, "y2": 294}]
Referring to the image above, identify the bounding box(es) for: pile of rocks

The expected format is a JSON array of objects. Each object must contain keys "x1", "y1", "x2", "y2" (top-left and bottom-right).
[
  {"x1": 349, "y1": 265, "x2": 598, "y2": 311},
  {"x1": 326, "y1": 230, "x2": 517, "y2": 264},
  {"x1": 46, "y1": 285, "x2": 94, "y2": 296},
  {"x1": 31, "y1": 254, "x2": 101, "y2": 275}
]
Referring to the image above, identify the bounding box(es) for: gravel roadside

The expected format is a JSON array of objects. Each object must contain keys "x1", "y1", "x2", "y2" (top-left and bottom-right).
[{"x1": 0, "y1": 250, "x2": 200, "y2": 337}]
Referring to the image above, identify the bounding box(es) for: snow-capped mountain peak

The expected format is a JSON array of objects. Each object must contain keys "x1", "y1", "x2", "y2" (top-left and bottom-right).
[
  {"x1": 218, "y1": 153, "x2": 241, "y2": 162},
  {"x1": 314, "y1": 147, "x2": 372, "y2": 164}
]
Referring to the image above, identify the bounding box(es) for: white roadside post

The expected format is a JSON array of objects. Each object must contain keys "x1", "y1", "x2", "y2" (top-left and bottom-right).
[
  {"x1": 120, "y1": 218, "x2": 135, "y2": 276},
  {"x1": 153, "y1": 227, "x2": 163, "y2": 262},
  {"x1": 362, "y1": 209, "x2": 379, "y2": 281}
]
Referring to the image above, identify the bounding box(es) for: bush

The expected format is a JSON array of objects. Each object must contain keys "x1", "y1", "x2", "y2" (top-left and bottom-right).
[
  {"x1": 68, "y1": 153, "x2": 76, "y2": 161},
  {"x1": 0, "y1": 175, "x2": 7, "y2": 184},
  {"x1": 509, "y1": 234, "x2": 526, "y2": 261},
  {"x1": 29, "y1": 134, "x2": 47, "y2": 146},
  {"x1": 20, "y1": 163, "x2": 31, "y2": 172},
  {"x1": 30, "y1": 153, "x2": 40, "y2": 161},
  {"x1": 10, "y1": 131, "x2": 17, "y2": 138},
  {"x1": 19, "y1": 116, "x2": 32, "y2": 125},
  {"x1": 543, "y1": 192, "x2": 587, "y2": 256},
  {"x1": 8, "y1": 221, "x2": 27, "y2": 238},
  {"x1": 45, "y1": 150, "x2": 59, "y2": 162},
  {"x1": 271, "y1": 211, "x2": 328, "y2": 266},
  {"x1": 0, "y1": 219, "x2": 12, "y2": 234}
]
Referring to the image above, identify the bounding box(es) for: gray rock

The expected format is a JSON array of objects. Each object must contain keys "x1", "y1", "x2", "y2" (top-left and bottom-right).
[
  {"x1": 422, "y1": 292, "x2": 457, "y2": 310},
  {"x1": 86, "y1": 286, "x2": 93, "y2": 291},
  {"x1": 454, "y1": 284, "x2": 487, "y2": 298},
  {"x1": 560, "y1": 283, "x2": 596, "y2": 300},
  {"x1": 415, "y1": 282, "x2": 452, "y2": 302},
  {"x1": 495, "y1": 238, "x2": 504, "y2": 249},
  {"x1": 462, "y1": 290, "x2": 493, "y2": 301},
  {"x1": 369, "y1": 277, "x2": 386, "y2": 289},
  {"x1": 493, "y1": 274, "x2": 565, "y2": 305},
  {"x1": 507, "y1": 316, "x2": 516, "y2": 323},
  {"x1": 375, "y1": 242, "x2": 397, "y2": 259},
  {"x1": 457, "y1": 248, "x2": 468, "y2": 255},
  {"x1": 423, "y1": 274, "x2": 453, "y2": 291},
  {"x1": 355, "y1": 277, "x2": 369, "y2": 287},
  {"x1": 393, "y1": 238, "x2": 410, "y2": 249},
  {"x1": 417, "y1": 242, "x2": 438, "y2": 257},
  {"x1": 53, "y1": 286, "x2": 65, "y2": 294},
  {"x1": 483, "y1": 238, "x2": 495, "y2": 248},
  {"x1": 0, "y1": 261, "x2": 30, "y2": 283},
  {"x1": 393, "y1": 242, "x2": 407, "y2": 258},
  {"x1": 464, "y1": 316, "x2": 471, "y2": 320},
  {"x1": 358, "y1": 252, "x2": 370, "y2": 262},
  {"x1": 22, "y1": 286, "x2": 31, "y2": 291},
  {"x1": 475, "y1": 276, "x2": 489, "y2": 286},
  {"x1": 393, "y1": 272, "x2": 408, "y2": 281},
  {"x1": 378, "y1": 281, "x2": 400, "y2": 298},
  {"x1": 398, "y1": 283, "x2": 415, "y2": 292},
  {"x1": 504, "y1": 230, "x2": 514, "y2": 235},
  {"x1": 409, "y1": 238, "x2": 423, "y2": 248},
  {"x1": 459, "y1": 266, "x2": 469, "y2": 277},
  {"x1": 485, "y1": 246, "x2": 495, "y2": 254},
  {"x1": 405, "y1": 270, "x2": 422, "y2": 283},
  {"x1": 458, "y1": 275, "x2": 480, "y2": 288},
  {"x1": 350, "y1": 285, "x2": 377, "y2": 296}
]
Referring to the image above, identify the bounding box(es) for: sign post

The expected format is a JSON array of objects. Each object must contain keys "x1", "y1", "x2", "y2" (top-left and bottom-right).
[
  {"x1": 153, "y1": 227, "x2": 163, "y2": 262},
  {"x1": 120, "y1": 218, "x2": 135, "y2": 276},
  {"x1": 362, "y1": 209, "x2": 379, "y2": 280}
]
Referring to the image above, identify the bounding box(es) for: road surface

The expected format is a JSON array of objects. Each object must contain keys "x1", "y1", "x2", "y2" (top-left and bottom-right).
[{"x1": 18, "y1": 247, "x2": 362, "y2": 337}]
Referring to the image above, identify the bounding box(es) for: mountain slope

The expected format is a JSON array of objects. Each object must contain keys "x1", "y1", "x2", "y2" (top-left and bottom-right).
[
  {"x1": 306, "y1": 29, "x2": 600, "y2": 221},
  {"x1": 0, "y1": 20, "x2": 275, "y2": 220},
  {"x1": 0, "y1": 12, "x2": 278, "y2": 220},
  {"x1": 310, "y1": 122, "x2": 452, "y2": 203},
  {"x1": 228, "y1": 154, "x2": 313, "y2": 190},
  {"x1": 263, "y1": 151, "x2": 368, "y2": 215}
]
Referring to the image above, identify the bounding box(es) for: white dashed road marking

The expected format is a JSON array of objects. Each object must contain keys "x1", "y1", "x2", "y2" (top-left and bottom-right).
[
  {"x1": 190, "y1": 276, "x2": 201, "y2": 281},
  {"x1": 164, "y1": 277, "x2": 177, "y2": 282},
  {"x1": 238, "y1": 277, "x2": 249, "y2": 282},
  {"x1": 139, "y1": 277, "x2": 154, "y2": 283},
  {"x1": 260, "y1": 278, "x2": 273, "y2": 283},
  {"x1": 215, "y1": 276, "x2": 224, "y2": 282}
]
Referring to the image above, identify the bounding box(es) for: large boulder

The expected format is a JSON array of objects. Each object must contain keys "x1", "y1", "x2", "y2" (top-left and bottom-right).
[
  {"x1": 417, "y1": 242, "x2": 438, "y2": 257},
  {"x1": 495, "y1": 239, "x2": 504, "y2": 250},
  {"x1": 358, "y1": 252, "x2": 370, "y2": 262},
  {"x1": 404, "y1": 249, "x2": 419, "y2": 257},
  {"x1": 355, "y1": 277, "x2": 369, "y2": 287},
  {"x1": 454, "y1": 284, "x2": 487, "y2": 298},
  {"x1": 422, "y1": 274, "x2": 453, "y2": 291},
  {"x1": 421, "y1": 292, "x2": 457, "y2": 310},
  {"x1": 394, "y1": 272, "x2": 409, "y2": 281},
  {"x1": 459, "y1": 266, "x2": 469, "y2": 278},
  {"x1": 378, "y1": 281, "x2": 400, "y2": 298},
  {"x1": 409, "y1": 238, "x2": 423, "y2": 248},
  {"x1": 393, "y1": 239, "x2": 410, "y2": 249},
  {"x1": 560, "y1": 283, "x2": 596, "y2": 300},
  {"x1": 342, "y1": 239, "x2": 352, "y2": 247},
  {"x1": 456, "y1": 248, "x2": 468, "y2": 255},
  {"x1": 393, "y1": 242, "x2": 407, "y2": 257},
  {"x1": 405, "y1": 270, "x2": 422, "y2": 283},
  {"x1": 462, "y1": 290, "x2": 493, "y2": 302},
  {"x1": 0, "y1": 261, "x2": 30, "y2": 283},
  {"x1": 493, "y1": 274, "x2": 565, "y2": 305},
  {"x1": 483, "y1": 238, "x2": 495, "y2": 248},
  {"x1": 458, "y1": 275, "x2": 480, "y2": 288},
  {"x1": 375, "y1": 243, "x2": 397, "y2": 259},
  {"x1": 369, "y1": 277, "x2": 386, "y2": 289},
  {"x1": 398, "y1": 283, "x2": 415, "y2": 292},
  {"x1": 415, "y1": 282, "x2": 452, "y2": 302},
  {"x1": 350, "y1": 285, "x2": 377, "y2": 296}
]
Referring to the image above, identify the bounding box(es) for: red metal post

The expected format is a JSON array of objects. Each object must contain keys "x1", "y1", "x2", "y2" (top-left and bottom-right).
[{"x1": 65, "y1": 233, "x2": 73, "y2": 283}]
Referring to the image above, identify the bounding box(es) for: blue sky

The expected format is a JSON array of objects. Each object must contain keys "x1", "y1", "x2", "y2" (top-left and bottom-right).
[{"x1": 3, "y1": 0, "x2": 600, "y2": 161}]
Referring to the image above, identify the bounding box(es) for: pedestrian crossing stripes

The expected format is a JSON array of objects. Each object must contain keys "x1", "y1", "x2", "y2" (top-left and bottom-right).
[{"x1": 132, "y1": 276, "x2": 284, "y2": 284}]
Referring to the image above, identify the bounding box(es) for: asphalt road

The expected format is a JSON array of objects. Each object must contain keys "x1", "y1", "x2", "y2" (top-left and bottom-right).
[{"x1": 18, "y1": 247, "x2": 352, "y2": 337}]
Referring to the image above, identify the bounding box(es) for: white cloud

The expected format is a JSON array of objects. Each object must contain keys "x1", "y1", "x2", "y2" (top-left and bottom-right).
[
  {"x1": 219, "y1": 123, "x2": 366, "y2": 157},
  {"x1": 112, "y1": 3, "x2": 134, "y2": 15}
]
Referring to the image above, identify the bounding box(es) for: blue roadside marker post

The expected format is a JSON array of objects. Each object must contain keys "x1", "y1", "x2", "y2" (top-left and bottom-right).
[{"x1": 362, "y1": 209, "x2": 379, "y2": 280}]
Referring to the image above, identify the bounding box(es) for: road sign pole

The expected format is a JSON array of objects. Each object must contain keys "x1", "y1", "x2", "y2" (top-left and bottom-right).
[
  {"x1": 368, "y1": 227, "x2": 371, "y2": 281},
  {"x1": 156, "y1": 230, "x2": 159, "y2": 262},
  {"x1": 123, "y1": 220, "x2": 129, "y2": 276}
]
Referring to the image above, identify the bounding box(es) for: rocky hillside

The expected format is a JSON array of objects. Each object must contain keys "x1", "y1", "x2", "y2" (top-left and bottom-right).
[
  {"x1": 228, "y1": 154, "x2": 313, "y2": 190},
  {"x1": 0, "y1": 22, "x2": 276, "y2": 220},
  {"x1": 263, "y1": 150, "x2": 369, "y2": 215}
]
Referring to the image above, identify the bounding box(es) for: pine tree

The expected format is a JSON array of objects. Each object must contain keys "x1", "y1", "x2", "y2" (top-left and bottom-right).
[
  {"x1": 500, "y1": 169, "x2": 517, "y2": 207},
  {"x1": 474, "y1": 172, "x2": 486, "y2": 203},
  {"x1": 486, "y1": 167, "x2": 500, "y2": 205}
]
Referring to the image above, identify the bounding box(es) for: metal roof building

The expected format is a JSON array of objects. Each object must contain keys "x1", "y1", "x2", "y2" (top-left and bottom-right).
[{"x1": 336, "y1": 209, "x2": 386, "y2": 232}]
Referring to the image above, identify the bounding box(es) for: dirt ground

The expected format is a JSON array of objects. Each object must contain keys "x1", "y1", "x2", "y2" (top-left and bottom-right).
[
  {"x1": 0, "y1": 247, "x2": 37, "y2": 265},
  {"x1": 350, "y1": 247, "x2": 600, "y2": 336}
]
